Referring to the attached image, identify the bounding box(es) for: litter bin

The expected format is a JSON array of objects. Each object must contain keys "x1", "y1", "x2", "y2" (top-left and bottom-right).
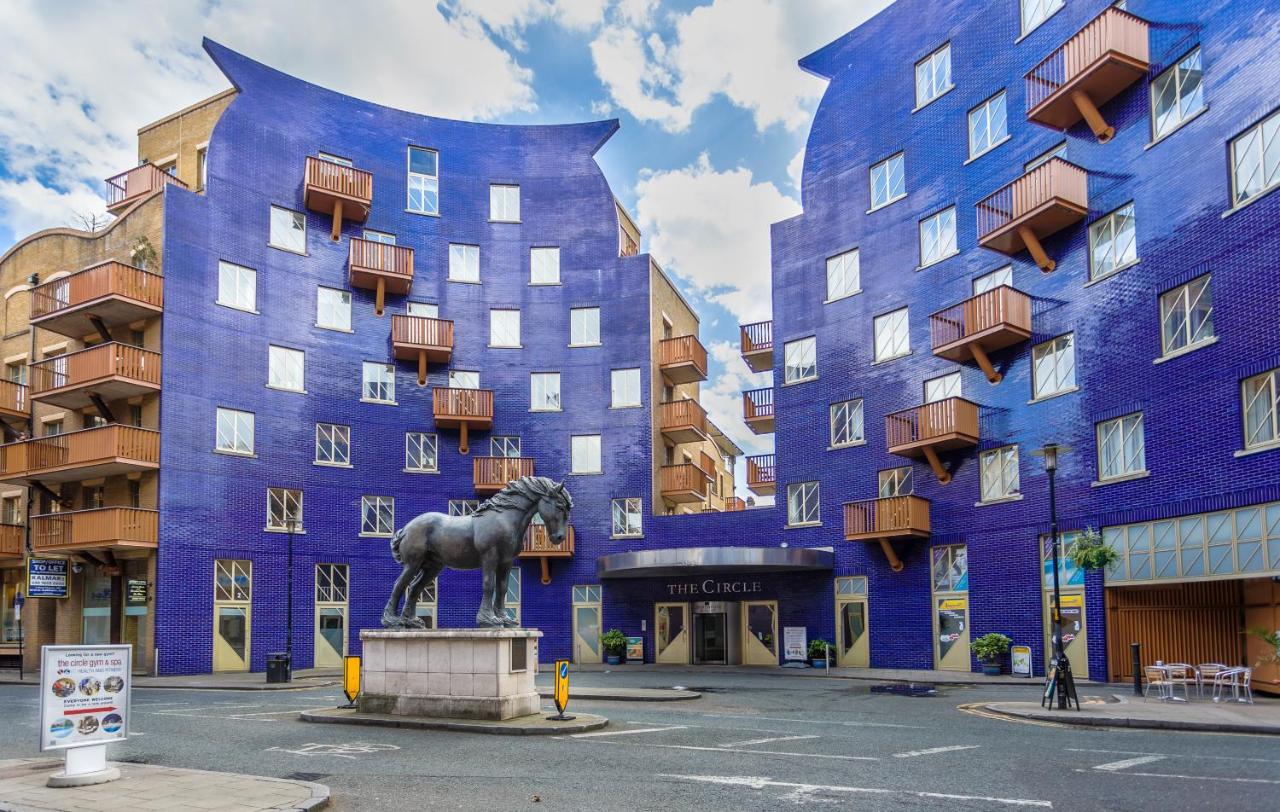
[{"x1": 266, "y1": 652, "x2": 291, "y2": 684}]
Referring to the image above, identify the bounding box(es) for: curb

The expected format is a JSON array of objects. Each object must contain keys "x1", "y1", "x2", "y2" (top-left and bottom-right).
[
  {"x1": 535, "y1": 688, "x2": 699, "y2": 702},
  {"x1": 980, "y1": 704, "x2": 1280, "y2": 736},
  {"x1": 300, "y1": 707, "x2": 609, "y2": 736},
  {"x1": 0, "y1": 679, "x2": 339, "y2": 692}
]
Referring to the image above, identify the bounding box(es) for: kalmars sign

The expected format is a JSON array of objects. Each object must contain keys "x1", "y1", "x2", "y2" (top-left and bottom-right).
[{"x1": 666, "y1": 579, "x2": 763, "y2": 596}]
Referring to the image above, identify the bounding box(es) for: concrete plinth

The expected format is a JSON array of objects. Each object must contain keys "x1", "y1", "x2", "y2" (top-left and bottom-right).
[{"x1": 358, "y1": 628, "x2": 541, "y2": 721}]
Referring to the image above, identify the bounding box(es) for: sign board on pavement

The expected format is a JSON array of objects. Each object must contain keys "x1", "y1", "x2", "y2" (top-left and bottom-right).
[
  {"x1": 1011, "y1": 645, "x2": 1032, "y2": 676},
  {"x1": 39, "y1": 645, "x2": 131, "y2": 752},
  {"x1": 783, "y1": 626, "x2": 807, "y2": 661}
]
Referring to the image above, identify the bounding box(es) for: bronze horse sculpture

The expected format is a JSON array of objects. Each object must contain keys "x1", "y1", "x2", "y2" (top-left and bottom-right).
[{"x1": 381, "y1": 476, "x2": 573, "y2": 628}]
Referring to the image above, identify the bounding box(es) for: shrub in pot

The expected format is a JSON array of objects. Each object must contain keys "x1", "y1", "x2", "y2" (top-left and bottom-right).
[
  {"x1": 808, "y1": 638, "x2": 832, "y2": 668},
  {"x1": 1066, "y1": 527, "x2": 1120, "y2": 571},
  {"x1": 600, "y1": 629, "x2": 627, "y2": 665},
  {"x1": 972, "y1": 633, "x2": 1012, "y2": 676}
]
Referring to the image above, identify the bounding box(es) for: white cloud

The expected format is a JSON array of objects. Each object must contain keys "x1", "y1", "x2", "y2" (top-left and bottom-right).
[
  {"x1": 635, "y1": 153, "x2": 798, "y2": 323},
  {"x1": 0, "y1": 0, "x2": 538, "y2": 242},
  {"x1": 0, "y1": 179, "x2": 110, "y2": 238},
  {"x1": 444, "y1": 0, "x2": 609, "y2": 48},
  {"x1": 787, "y1": 147, "x2": 805, "y2": 192}
]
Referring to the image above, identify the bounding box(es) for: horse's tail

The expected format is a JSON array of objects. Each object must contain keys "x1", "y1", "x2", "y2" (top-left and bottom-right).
[{"x1": 390, "y1": 526, "x2": 407, "y2": 565}]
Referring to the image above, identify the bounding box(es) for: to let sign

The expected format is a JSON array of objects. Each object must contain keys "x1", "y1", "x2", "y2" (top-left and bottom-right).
[
  {"x1": 39, "y1": 645, "x2": 131, "y2": 752},
  {"x1": 28, "y1": 558, "x2": 68, "y2": 599}
]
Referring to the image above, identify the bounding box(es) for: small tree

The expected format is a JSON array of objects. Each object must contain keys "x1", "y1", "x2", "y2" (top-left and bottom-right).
[
  {"x1": 1249, "y1": 627, "x2": 1280, "y2": 666},
  {"x1": 69, "y1": 209, "x2": 111, "y2": 232},
  {"x1": 972, "y1": 633, "x2": 1012, "y2": 664},
  {"x1": 600, "y1": 629, "x2": 627, "y2": 657},
  {"x1": 130, "y1": 236, "x2": 158, "y2": 270}
]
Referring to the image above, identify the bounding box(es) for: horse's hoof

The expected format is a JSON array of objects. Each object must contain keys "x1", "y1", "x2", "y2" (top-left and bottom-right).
[
  {"x1": 500, "y1": 617, "x2": 520, "y2": 629},
  {"x1": 401, "y1": 616, "x2": 427, "y2": 630},
  {"x1": 381, "y1": 614, "x2": 405, "y2": 629}
]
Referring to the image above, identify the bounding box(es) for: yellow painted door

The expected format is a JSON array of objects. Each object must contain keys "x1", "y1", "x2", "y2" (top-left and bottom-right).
[
  {"x1": 836, "y1": 599, "x2": 869, "y2": 667},
  {"x1": 655, "y1": 603, "x2": 689, "y2": 664},
  {"x1": 213, "y1": 604, "x2": 250, "y2": 672},
  {"x1": 573, "y1": 603, "x2": 602, "y2": 664},
  {"x1": 314, "y1": 604, "x2": 347, "y2": 668},
  {"x1": 934, "y1": 596, "x2": 970, "y2": 671},
  {"x1": 742, "y1": 600, "x2": 779, "y2": 666},
  {"x1": 1043, "y1": 591, "x2": 1089, "y2": 679}
]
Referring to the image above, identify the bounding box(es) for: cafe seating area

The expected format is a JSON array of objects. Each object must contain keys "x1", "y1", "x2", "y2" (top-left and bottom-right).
[{"x1": 1142, "y1": 662, "x2": 1255, "y2": 704}]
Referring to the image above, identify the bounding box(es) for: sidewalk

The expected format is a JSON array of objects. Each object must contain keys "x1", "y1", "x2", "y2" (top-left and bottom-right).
[
  {"x1": 0, "y1": 758, "x2": 327, "y2": 812},
  {"x1": 566, "y1": 662, "x2": 1061, "y2": 687},
  {"x1": 983, "y1": 694, "x2": 1280, "y2": 735},
  {"x1": 0, "y1": 669, "x2": 340, "y2": 692}
]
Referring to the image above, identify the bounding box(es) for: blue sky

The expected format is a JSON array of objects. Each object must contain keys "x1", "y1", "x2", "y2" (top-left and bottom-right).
[{"x1": 0, "y1": 0, "x2": 897, "y2": 485}]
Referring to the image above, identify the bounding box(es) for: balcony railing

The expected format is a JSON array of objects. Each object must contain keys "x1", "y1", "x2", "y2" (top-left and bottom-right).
[
  {"x1": 660, "y1": 463, "x2": 709, "y2": 504},
  {"x1": 30, "y1": 507, "x2": 158, "y2": 553},
  {"x1": 392, "y1": 315, "x2": 454, "y2": 384},
  {"x1": 521, "y1": 524, "x2": 575, "y2": 584},
  {"x1": 31, "y1": 261, "x2": 163, "y2": 338},
  {"x1": 432, "y1": 387, "x2": 494, "y2": 454},
  {"x1": 0, "y1": 425, "x2": 160, "y2": 484},
  {"x1": 743, "y1": 387, "x2": 775, "y2": 434},
  {"x1": 304, "y1": 156, "x2": 373, "y2": 240},
  {"x1": 658, "y1": 335, "x2": 708, "y2": 384},
  {"x1": 843, "y1": 496, "x2": 930, "y2": 571},
  {"x1": 746, "y1": 454, "x2": 776, "y2": 496},
  {"x1": 29, "y1": 343, "x2": 161, "y2": 409},
  {"x1": 976, "y1": 158, "x2": 1088, "y2": 273},
  {"x1": 658, "y1": 398, "x2": 709, "y2": 444},
  {"x1": 885, "y1": 397, "x2": 980, "y2": 484},
  {"x1": 723, "y1": 496, "x2": 747, "y2": 512},
  {"x1": 739, "y1": 320, "x2": 773, "y2": 373},
  {"x1": 0, "y1": 380, "x2": 29, "y2": 423},
  {"x1": 473, "y1": 456, "x2": 535, "y2": 494},
  {"x1": 0, "y1": 523, "x2": 21, "y2": 559},
  {"x1": 929, "y1": 286, "x2": 1032, "y2": 384},
  {"x1": 104, "y1": 163, "x2": 187, "y2": 213},
  {"x1": 1025, "y1": 7, "x2": 1150, "y2": 142},
  {"x1": 349, "y1": 238, "x2": 414, "y2": 315}
]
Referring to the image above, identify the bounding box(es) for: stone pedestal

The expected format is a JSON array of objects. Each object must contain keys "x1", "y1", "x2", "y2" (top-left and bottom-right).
[{"x1": 358, "y1": 629, "x2": 541, "y2": 721}]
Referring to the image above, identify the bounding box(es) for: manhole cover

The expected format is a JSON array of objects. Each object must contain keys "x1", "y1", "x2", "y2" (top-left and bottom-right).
[
  {"x1": 869, "y1": 683, "x2": 938, "y2": 697},
  {"x1": 284, "y1": 772, "x2": 329, "y2": 782}
]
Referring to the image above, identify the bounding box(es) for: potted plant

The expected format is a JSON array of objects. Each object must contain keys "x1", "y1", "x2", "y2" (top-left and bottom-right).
[
  {"x1": 600, "y1": 629, "x2": 627, "y2": 665},
  {"x1": 973, "y1": 633, "x2": 1012, "y2": 676},
  {"x1": 1066, "y1": 527, "x2": 1120, "y2": 571},
  {"x1": 808, "y1": 638, "x2": 832, "y2": 668}
]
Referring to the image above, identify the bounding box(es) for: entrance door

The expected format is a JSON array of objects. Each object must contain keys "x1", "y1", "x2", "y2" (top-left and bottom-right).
[
  {"x1": 572, "y1": 585, "x2": 602, "y2": 664},
  {"x1": 655, "y1": 603, "x2": 689, "y2": 664},
  {"x1": 935, "y1": 597, "x2": 970, "y2": 670},
  {"x1": 314, "y1": 606, "x2": 346, "y2": 668},
  {"x1": 835, "y1": 576, "x2": 869, "y2": 667},
  {"x1": 695, "y1": 613, "x2": 727, "y2": 664},
  {"x1": 1043, "y1": 592, "x2": 1088, "y2": 679},
  {"x1": 82, "y1": 575, "x2": 113, "y2": 644},
  {"x1": 742, "y1": 600, "x2": 778, "y2": 666},
  {"x1": 213, "y1": 559, "x2": 252, "y2": 673}
]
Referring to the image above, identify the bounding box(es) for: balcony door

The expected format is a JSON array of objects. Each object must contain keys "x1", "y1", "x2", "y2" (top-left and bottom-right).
[
  {"x1": 655, "y1": 603, "x2": 689, "y2": 664},
  {"x1": 932, "y1": 545, "x2": 970, "y2": 671},
  {"x1": 742, "y1": 600, "x2": 778, "y2": 666}
]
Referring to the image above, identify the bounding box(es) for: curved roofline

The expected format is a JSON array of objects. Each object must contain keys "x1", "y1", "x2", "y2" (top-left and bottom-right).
[
  {"x1": 0, "y1": 189, "x2": 161, "y2": 270},
  {"x1": 202, "y1": 38, "x2": 620, "y2": 157}
]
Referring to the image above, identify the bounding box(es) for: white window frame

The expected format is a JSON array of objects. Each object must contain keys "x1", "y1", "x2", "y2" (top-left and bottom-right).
[
  {"x1": 1025, "y1": 142, "x2": 1067, "y2": 172},
  {"x1": 787, "y1": 481, "x2": 821, "y2": 527},
  {"x1": 266, "y1": 487, "x2": 303, "y2": 532},
  {"x1": 362, "y1": 361, "x2": 395, "y2": 404},
  {"x1": 215, "y1": 408, "x2": 254, "y2": 455},
  {"x1": 611, "y1": 368, "x2": 641, "y2": 408},
  {"x1": 1151, "y1": 47, "x2": 1205, "y2": 142},
  {"x1": 1096, "y1": 413, "x2": 1147, "y2": 481},
  {"x1": 980, "y1": 445, "x2": 1021, "y2": 502},
  {"x1": 968, "y1": 91, "x2": 1009, "y2": 159},
  {"x1": 919, "y1": 207, "x2": 957, "y2": 267},
  {"x1": 268, "y1": 205, "x2": 306, "y2": 254},
  {"x1": 361, "y1": 495, "x2": 395, "y2": 537},
  {"x1": 924, "y1": 371, "x2": 961, "y2": 403},
  {"x1": 914, "y1": 44, "x2": 952, "y2": 109},
  {"x1": 879, "y1": 466, "x2": 914, "y2": 497},
  {"x1": 1088, "y1": 202, "x2": 1138, "y2": 281},
  {"x1": 783, "y1": 336, "x2": 817, "y2": 384},
  {"x1": 611, "y1": 497, "x2": 642, "y2": 538},
  {"x1": 1230, "y1": 109, "x2": 1280, "y2": 207},
  {"x1": 449, "y1": 370, "x2": 479, "y2": 389},
  {"x1": 489, "y1": 309, "x2": 521, "y2": 348},
  {"x1": 869, "y1": 153, "x2": 906, "y2": 211},
  {"x1": 973, "y1": 266, "x2": 1013, "y2": 295},
  {"x1": 530, "y1": 372, "x2": 562, "y2": 412},
  {"x1": 490, "y1": 436, "x2": 522, "y2": 458},
  {"x1": 449, "y1": 500, "x2": 480, "y2": 517},
  {"x1": 489, "y1": 184, "x2": 520, "y2": 222},
  {"x1": 316, "y1": 286, "x2": 351, "y2": 331},
  {"x1": 405, "y1": 432, "x2": 438, "y2": 473},
  {"x1": 315, "y1": 423, "x2": 351, "y2": 467},
  {"x1": 825, "y1": 248, "x2": 861, "y2": 302},
  {"x1": 1031, "y1": 334, "x2": 1076, "y2": 400},
  {"x1": 571, "y1": 434, "x2": 602, "y2": 474},
  {"x1": 407, "y1": 146, "x2": 439, "y2": 216},
  {"x1": 1242, "y1": 369, "x2": 1280, "y2": 451},
  {"x1": 448, "y1": 244, "x2": 480, "y2": 283},
  {"x1": 570, "y1": 307, "x2": 601, "y2": 346},
  {"x1": 267, "y1": 345, "x2": 304, "y2": 393},
  {"x1": 530, "y1": 247, "x2": 560, "y2": 285},
  {"x1": 362, "y1": 229, "x2": 395, "y2": 245},
  {"x1": 1159, "y1": 274, "x2": 1214, "y2": 358},
  {"x1": 407, "y1": 301, "x2": 438, "y2": 319},
  {"x1": 217, "y1": 261, "x2": 257, "y2": 312},
  {"x1": 1021, "y1": 0, "x2": 1064, "y2": 36},
  {"x1": 829, "y1": 399, "x2": 864, "y2": 448},
  {"x1": 873, "y1": 307, "x2": 910, "y2": 363}
]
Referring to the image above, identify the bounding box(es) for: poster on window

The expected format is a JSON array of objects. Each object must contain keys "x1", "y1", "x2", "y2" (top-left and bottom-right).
[{"x1": 39, "y1": 645, "x2": 131, "y2": 752}]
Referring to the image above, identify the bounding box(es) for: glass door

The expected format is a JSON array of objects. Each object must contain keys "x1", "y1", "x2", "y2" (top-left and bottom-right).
[
  {"x1": 932, "y1": 546, "x2": 970, "y2": 671},
  {"x1": 655, "y1": 602, "x2": 689, "y2": 664},
  {"x1": 314, "y1": 564, "x2": 348, "y2": 668},
  {"x1": 835, "y1": 576, "x2": 869, "y2": 667},
  {"x1": 695, "y1": 613, "x2": 727, "y2": 664},
  {"x1": 1042, "y1": 534, "x2": 1089, "y2": 678},
  {"x1": 572, "y1": 585, "x2": 602, "y2": 664},
  {"x1": 213, "y1": 560, "x2": 251, "y2": 672},
  {"x1": 742, "y1": 600, "x2": 778, "y2": 665},
  {"x1": 82, "y1": 575, "x2": 113, "y2": 644}
]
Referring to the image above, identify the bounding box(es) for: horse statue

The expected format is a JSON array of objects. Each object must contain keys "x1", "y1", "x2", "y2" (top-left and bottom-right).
[{"x1": 381, "y1": 476, "x2": 573, "y2": 629}]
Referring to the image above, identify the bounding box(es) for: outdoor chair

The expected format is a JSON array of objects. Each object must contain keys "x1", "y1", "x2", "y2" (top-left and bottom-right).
[
  {"x1": 1142, "y1": 665, "x2": 1172, "y2": 701},
  {"x1": 1197, "y1": 663, "x2": 1229, "y2": 698},
  {"x1": 1165, "y1": 663, "x2": 1197, "y2": 698},
  {"x1": 1212, "y1": 667, "x2": 1245, "y2": 703}
]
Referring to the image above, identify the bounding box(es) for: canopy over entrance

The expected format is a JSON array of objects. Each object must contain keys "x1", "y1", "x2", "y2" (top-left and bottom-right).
[{"x1": 596, "y1": 546, "x2": 834, "y2": 579}]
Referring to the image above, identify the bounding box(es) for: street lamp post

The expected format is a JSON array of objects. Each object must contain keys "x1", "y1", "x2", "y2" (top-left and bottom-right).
[
  {"x1": 285, "y1": 517, "x2": 297, "y2": 683},
  {"x1": 1039, "y1": 443, "x2": 1078, "y2": 710}
]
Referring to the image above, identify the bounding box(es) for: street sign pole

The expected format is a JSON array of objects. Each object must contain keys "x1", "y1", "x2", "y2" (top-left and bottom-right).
[
  {"x1": 547, "y1": 659, "x2": 574, "y2": 721},
  {"x1": 15, "y1": 590, "x2": 24, "y2": 681}
]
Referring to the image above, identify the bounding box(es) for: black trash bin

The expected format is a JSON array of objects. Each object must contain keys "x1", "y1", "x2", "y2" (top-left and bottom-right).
[{"x1": 266, "y1": 652, "x2": 291, "y2": 684}]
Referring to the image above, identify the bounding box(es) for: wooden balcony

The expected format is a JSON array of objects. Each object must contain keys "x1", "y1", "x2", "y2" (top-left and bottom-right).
[
  {"x1": 31, "y1": 262, "x2": 163, "y2": 339},
  {"x1": 0, "y1": 425, "x2": 160, "y2": 485},
  {"x1": 843, "y1": 496, "x2": 930, "y2": 572},
  {"x1": 0, "y1": 523, "x2": 22, "y2": 560},
  {"x1": 661, "y1": 463, "x2": 709, "y2": 504},
  {"x1": 520, "y1": 524, "x2": 575, "y2": 585},
  {"x1": 722, "y1": 497, "x2": 747, "y2": 512},
  {"x1": 473, "y1": 456, "x2": 535, "y2": 495},
  {"x1": 658, "y1": 335, "x2": 708, "y2": 384},
  {"x1": 658, "y1": 398, "x2": 709, "y2": 445},
  {"x1": 392, "y1": 315, "x2": 454, "y2": 385},
  {"x1": 976, "y1": 158, "x2": 1088, "y2": 273},
  {"x1": 29, "y1": 343, "x2": 161, "y2": 410},
  {"x1": 304, "y1": 156, "x2": 373, "y2": 241},
  {"x1": 743, "y1": 387, "x2": 775, "y2": 434},
  {"x1": 885, "y1": 398, "x2": 980, "y2": 485},
  {"x1": 740, "y1": 320, "x2": 773, "y2": 373},
  {"x1": 1025, "y1": 7, "x2": 1150, "y2": 143},
  {"x1": 432, "y1": 387, "x2": 493, "y2": 455},
  {"x1": 929, "y1": 287, "x2": 1032, "y2": 384},
  {"x1": 104, "y1": 163, "x2": 187, "y2": 214},
  {"x1": 30, "y1": 508, "x2": 158, "y2": 554},
  {"x1": 349, "y1": 238, "x2": 413, "y2": 316},
  {"x1": 0, "y1": 380, "x2": 30, "y2": 425},
  {"x1": 746, "y1": 454, "x2": 776, "y2": 497}
]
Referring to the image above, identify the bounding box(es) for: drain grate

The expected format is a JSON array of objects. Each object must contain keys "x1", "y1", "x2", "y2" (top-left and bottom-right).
[
  {"x1": 115, "y1": 755, "x2": 151, "y2": 764},
  {"x1": 869, "y1": 683, "x2": 938, "y2": 697},
  {"x1": 284, "y1": 772, "x2": 329, "y2": 782}
]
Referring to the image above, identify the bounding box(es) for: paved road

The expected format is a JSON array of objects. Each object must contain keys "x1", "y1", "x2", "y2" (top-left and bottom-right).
[{"x1": 3, "y1": 671, "x2": 1277, "y2": 810}]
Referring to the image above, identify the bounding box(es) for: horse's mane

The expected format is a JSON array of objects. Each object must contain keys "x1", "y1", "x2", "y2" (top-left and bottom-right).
[{"x1": 475, "y1": 475, "x2": 573, "y2": 516}]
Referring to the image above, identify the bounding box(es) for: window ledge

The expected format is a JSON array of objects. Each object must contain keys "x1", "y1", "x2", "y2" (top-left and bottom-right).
[
  {"x1": 610, "y1": 534, "x2": 643, "y2": 540},
  {"x1": 267, "y1": 385, "x2": 307, "y2": 394},
  {"x1": 964, "y1": 134, "x2": 1012, "y2": 166},
  {"x1": 268, "y1": 245, "x2": 307, "y2": 257},
  {"x1": 910, "y1": 86, "x2": 954, "y2": 114},
  {"x1": 610, "y1": 404, "x2": 642, "y2": 410},
  {"x1": 916, "y1": 250, "x2": 960, "y2": 271},
  {"x1": 359, "y1": 532, "x2": 394, "y2": 538},
  {"x1": 1222, "y1": 182, "x2": 1280, "y2": 219},
  {"x1": 569, "y1": 342, "x2": 602, "y2": 348},
  {"x1": 1145, "y1": 105, "x2": 1209, "y2": 150},
  {"x1": 785, "y1": 522, "x2": 822, "y2": 530},
  {"x1": 1083, "y1": 259, "x2": 1141, "y2": 288},
  {"x1": 829, "y1": 440, "x2": 867, "y2": 451},
  {"x1": 531, "y1": 408, "x2": 563, "y2": 413},
  {"x1": 568, "y1": 471, "x2": 603, "y2": 476},
  {"x1": 489, "y1": 345, "x2": 524, "y2": 350},
  {"x1": 1235, "y1": 441, "x2": 1280, "y2": 458},
  {"x1": 403, "y1": 468, "x2": 439, "y2": 475},
  {"x1": 217, "y1": 302, "x2": 260, "y2": 315},
  {"x1": 1092, "y1": 470, "x2": 1151, "y2": 487},
  {"x1": 406, "y1": 209, "x2": 441, "y2": 218},
  {"x1": 447, "y1": 278, "x2": 482, "y2": 285},
  {"x1": 975, "y1": 493, "x2": 1024, "y2": 507},
  {"x1": 1027, "y1": 385, "x2": 1079, "y2": 405},
  {"x1": 213, "y1": 448, "x2": 257, "y2": 459},
  {"x1": 316, "y1": 324, "x2": 354, "y2": 333},
  {"x1": 872, "y1": 351, "x2": 912, "y2": 366},
  {"x1": 824, "y1": 290, "x2": 863, "y2": 305},
  {"x1": 529, "y1": 282, "x2": 562, "y2": 287},
  {"x1": 265, "y1": 527, "x2": 306, "y2": 534},
  {"x1": 360, "y1": 398, "x2": 398, "y2": 406},
  {"x1": 314, "y1": 461, "x2": 353, "y2": 469},
  {"x1": 782, "y1": 376, "x2": 817, "y2": 387},
  {"x1": 1154, "y1": 336, "x2": 1218, "y2": 365},
  {"x1": 488, "y1": 219, "x2": 521, "y2": 224},
  {"x1": 867, "y1": 194, "x2": 907, "y2": 214}
]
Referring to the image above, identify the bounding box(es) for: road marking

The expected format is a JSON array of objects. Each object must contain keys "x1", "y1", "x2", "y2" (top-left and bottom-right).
[
  {"x1": 570, "y1": 725, "x2": 686, "y2": 738},
  {"x1": 957, "y1": 703, "x2": 1069, "y2": 729},
  {"x1": 893, "y1": 745, "x2": 980, "y2": 758},
  {"x1": 591, "y1": 740, "x2": 877, "y2": 761},
  {"x1": 1074, "y1": 768, "x2": 1280, "y2": 785},
  {"x1": 661, "y1": 774, "x2": 1051, "y2": 807},
  {"x1": 1093, "y1": 755, "x2": 1166, "y2": 771},
  {"x1": 697, "y1": 712, "x2": 920, "y2": 729},
  {"x1": 1066, "y1": 748, "x2": 1280, "y2": 765},
  {"x1": 265, "y1": 742, "x2": 400, "y2": 760},
  {"x1": 720, "y1": 735, "x2": 818, "y2": 748}
]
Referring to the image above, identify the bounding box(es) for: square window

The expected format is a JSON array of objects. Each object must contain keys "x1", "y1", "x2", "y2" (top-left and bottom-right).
[
  {"x1": 919, "y1": 207, "x2": 957, "y2": 266},
  {"x1": 932, "y1": 544, "x2": 968, "y2": 592},
  {"x1": 1151, "y1": 47, "x2": 1205, "y2": 140},
  {"x1": 784, "y1": 336, "x2": 817, "y2": 384},
  {"x1": 1021, "y1": 0, "x2": 1064, "y2": 35},
  {"x1": 879, "y1": 466, "x2": 913, "y2": 497},
  {"x1": 1032, "y1": 334, "x2": 1076, "y2": 399},
  {"x1": 611, "y1": 368, "x2": 641, "y2": 408},
  {"x1": 924, "y1": 372, "x2": 961, "y2": 404},
  {"x1": 361, "y1": 495, "x2": 395, "y2": 536},
  {"x1": 362, "y1": 229, "x2": 395, "y2": 245},
  {"x1": 407, "y1": 147, "x2": 439, "y2": 215},
  {"x1": 973, "y1": 266, "x2": 1013, "y2": 295},
  {"x1": 449, "y1": 499, "x2": 480, "y2": 517},
  {"x1": 449, "y1": 370, "x2": 479, "y2": 389},
  {"x1": 826, "y1": 249, "x2": 860, "y2": 301},
  {"x1": 215, "y1": 408, "x2": 254, "y2": 455},
  {"x1": 530, "y1": 247, "x2": 560, "y2": 285},
  {"x1": 1159, "y1": 275, "x2": 1213, "y2": 356},
  {"x1": 316, "y1": 287, "x2": 351, "y2": 331},
  {"x1": 570, "y1": 307, "x2": 600, "y2": 346},
  {"x1": 405, "y1": 432, "x2": 438, "y2": 472},
  {"x1": 968, "y1": 92, "x2": 1008, "y2": 158},
  {"x1": 490, "y1": 184, "x2": 520, "y2": 222},
  {"x1": 267, "y1": 487, "x2": 303, "y2": 531},
  {"x1": 1097, "y1": 413, "x2": 1146, "y2": 480},
  {"x1": 1230, "y1": 110, "x2": 1280, "y2": 207},
  {"x1": 268, "y1": 206, "x2": 306, "y2": 253},
  {"x1": 362, "y1": 361, "x2": 395, "y2": 403},
  {"x1": 787, "y1": 481, "x2": 820, "y2": 526},
  {"x1": 611, "y1": 498, "x2": 642, "y2": 537},
  {"x1": 571, "y1": 435, "x2": 601, "y2": 474},
  {"x1": 315, "y1": 423, "x2": 351, "y2": 466},
  {"x1": 830, "y1": 399, "x2": 864, "y2": 448},
  {"x1": 1089, "y1": 202, "x2": 1138, "y2": 281},
  {"x1": 268, "y1": 345, "x2": 304, "y2": 392},
  {"x1": 980, "y1": 445, "x2": 1020, "y2": 501},
  {"x1": 873, "y1": 308, "x2": 910, "y2": 362},
  {"x1": 407, "y1": 301, "x2": 439, "y2": 318},
  {"x1": 491, "y1": 436, "x2": 522, "y2": 458},
  {"x1": 870, "y1": 153, "x2": 906, "y2": 210},
  {"x1": 1241, "y1": 369, "x2": 1280, "y2": 450},
  {"x1": 448, "y1": 244, "x2": 480, "y2": 283},
  {"x1": 217, "y1": 261, "x2": 256, "y2": 312},
  {"x1": 490, "y1": 309, "x2": 521, "y2": 347},
  {"x1": 531, "y1": 372, "x2": 562, "y2": 411},
  {"x1": 914, "y1": 44, "x2": 951, "y2": 108}
]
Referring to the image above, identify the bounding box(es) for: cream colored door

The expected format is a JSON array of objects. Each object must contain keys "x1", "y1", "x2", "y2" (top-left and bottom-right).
[
  {"x1": 1043, "y1": 591, "x2": 1089, "y2": 679},
  {"x1": 213, "y1": 604, "x2": 250, "y2": 672},
  {"x1": 655, "y1": 603, "x2": 690, "y2": 664},
  {"x1": 934, "y1": 596, "x2": 970, "y2": 671},
  {"x1": 314, "y1": 605, "x2": 347, "y2": 668},
  {"x1": 573, "y1": 604, "x2": 602, "y2": 664},
  {"x1": 836, "y1": 599, "x2": 869, "y2": 667},
  {"x1": 742, "y1": 600, "x2": 779, "y2": 666}
]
